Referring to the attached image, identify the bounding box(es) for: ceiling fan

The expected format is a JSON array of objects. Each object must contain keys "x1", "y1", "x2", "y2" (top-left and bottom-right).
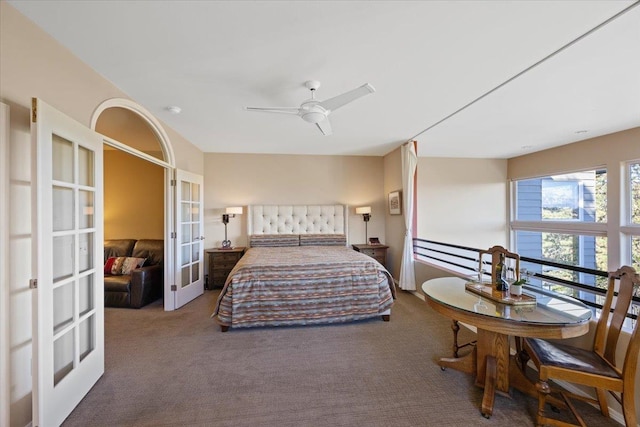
[{"x1": 244, "y1": 80, "x2": 375, "y2": 136}]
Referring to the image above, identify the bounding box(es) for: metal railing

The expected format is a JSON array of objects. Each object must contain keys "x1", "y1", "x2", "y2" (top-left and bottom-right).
[{"x1": 414, "y1": 238, "x2": 639, "y2": 321}]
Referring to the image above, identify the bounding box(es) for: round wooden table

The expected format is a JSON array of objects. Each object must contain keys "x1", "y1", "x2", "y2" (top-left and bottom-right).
[{"x1": 422, "y1": 277, "x2": 592, "y2": 418}]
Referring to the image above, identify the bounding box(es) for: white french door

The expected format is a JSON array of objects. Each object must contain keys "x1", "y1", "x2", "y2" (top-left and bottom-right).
[
  {"x1": 174, "y1": 169, "x2": 204, "y2": 308},
  {"x1": 32, "y1": 98, "x2": 104, "y2": 426}
]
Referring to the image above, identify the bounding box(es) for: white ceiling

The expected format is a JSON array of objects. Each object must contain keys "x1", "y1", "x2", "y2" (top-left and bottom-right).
[{"x1": 8, "y1": 1, "x2": 640, "y2": 158}]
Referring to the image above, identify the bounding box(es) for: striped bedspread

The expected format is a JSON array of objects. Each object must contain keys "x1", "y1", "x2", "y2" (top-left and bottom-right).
[{"x1": 212, "y1": 246, "x2": 395, "y2": 329}]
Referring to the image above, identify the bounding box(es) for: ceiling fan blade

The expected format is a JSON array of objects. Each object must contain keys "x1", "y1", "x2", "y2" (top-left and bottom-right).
[
  {"x1": 316, "y1": 117, "x2": 333, "y2": 136},
  {"x1": 244, "y1": 106, "x2": 300, "y2": 115},
  {"x1": 318, "y1": 83, "x2": 375, "y2": 112}
]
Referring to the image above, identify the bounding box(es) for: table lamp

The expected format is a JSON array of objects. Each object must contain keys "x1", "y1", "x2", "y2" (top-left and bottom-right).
[
  {"x1": 222, "y1": 206, "x2": 243, "y2": 249},
  {"x1": 355, "y1": 206, "x2": 371, "y2": 242}
]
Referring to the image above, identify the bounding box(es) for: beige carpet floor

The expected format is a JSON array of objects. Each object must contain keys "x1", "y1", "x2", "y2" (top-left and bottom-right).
[{"x1": 62, "y1": 290, "x2": 622, "y2": 427}]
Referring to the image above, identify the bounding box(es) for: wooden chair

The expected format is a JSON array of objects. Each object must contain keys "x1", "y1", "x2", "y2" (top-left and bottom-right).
[
  {"x1": 451, "y1": 245, "x2": 520, "y2": 357},
  {"x1": 522, "y1": 265, "x2": 640, "y2": 427}
]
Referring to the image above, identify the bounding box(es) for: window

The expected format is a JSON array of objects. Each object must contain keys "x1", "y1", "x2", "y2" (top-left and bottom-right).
[
  {"x1": 541, "y1": 180, "x2": 580, "y2": 220},
  {"x1": 628, "y1": 162, "x2": 640, "y2": 272},
  {"x1": 512, "y1": 165, "x2": 640, "y2": 326},
  {"x1": 512, "y1": 169, "x2": 608, "y2": 301},
  {"x1": 515, "y1": 171, "x2": 606, "y2": 223},
  {"x1": 631, "y1": 162, "x2": 640, "y2": 225},
  {"x1": 515, "y1": 230, "x2": 607, "y2": 296}
]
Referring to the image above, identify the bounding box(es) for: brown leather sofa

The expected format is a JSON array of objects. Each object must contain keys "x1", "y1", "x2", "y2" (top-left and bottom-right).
[{"x1": 104, "y1": 239, "x2": 164, "y2": 308}]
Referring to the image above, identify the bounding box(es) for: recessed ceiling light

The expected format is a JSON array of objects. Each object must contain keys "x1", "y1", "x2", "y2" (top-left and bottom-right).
[
  {"x1": 167, "y1": 106, "x2": 182, "y2": 114},
  {"x1": 575, "y1": 130, "x2": 588, "y2": 134},
  {"x1": 521, "y1": 145, "x2": 533, "y2": 150}
]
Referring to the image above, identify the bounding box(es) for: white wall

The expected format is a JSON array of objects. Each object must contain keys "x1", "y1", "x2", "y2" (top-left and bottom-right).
[
  {"x1": 1, "y1": 102, "x2": 11, "y2": 427},
  {"x1": 413, "y1": 157, "x2": 509, "y2": 288},
  {"x1": 416, "y1": 157, "x2": 509, "y2": 248},
  {"x1": 7, "y1": 103, "x2": 33, "y2": 427}
]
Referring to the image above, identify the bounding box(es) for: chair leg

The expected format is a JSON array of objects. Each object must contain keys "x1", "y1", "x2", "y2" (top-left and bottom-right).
[
  {"x1": 595, "y1": 388, "x2": 609, "y2": 417},
  {"x1": 535, "y1": 378, "x2": 551, "y2": 427},
  {"x1": 622, "y1": 389, "x2": 637, "y2": 427},
  {"x1": 451, "y1": 320, "x2": 460, "y2": 358},
  {"x1": 514, "y1": 336, "x2": 530, "y2": 372}
]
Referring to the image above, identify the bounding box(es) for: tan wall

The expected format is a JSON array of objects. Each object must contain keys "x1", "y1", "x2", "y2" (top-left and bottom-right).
[
  {"x1": 0, "y1": 3, "x2": 203, "y2": 425},
  {"x1": 508, "y1": 127, "x2": 640, "y2": 181},
  {"x1": 383, "y1": 147, "x2": 404, "y2": 278},
  {"x1": 104, "y1": 150, "x2": 164, "y2": 240},
  {"x1": 202, "y1": 153, "x2": 386, "y2": 254}
]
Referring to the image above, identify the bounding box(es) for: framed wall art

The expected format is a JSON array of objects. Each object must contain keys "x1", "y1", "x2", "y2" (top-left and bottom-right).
[{"x1": 388, "y1": 190, "x2": 402, "y2": 215}]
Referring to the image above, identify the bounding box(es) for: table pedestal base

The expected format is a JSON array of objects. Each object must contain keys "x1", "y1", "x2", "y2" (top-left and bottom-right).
[{"x1": 436, "y1": 335, "x2": 567, "y2": 418}]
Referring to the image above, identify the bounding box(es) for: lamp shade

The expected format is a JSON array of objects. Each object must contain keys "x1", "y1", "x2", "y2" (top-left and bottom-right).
[
  {"x1": 355, "y1": 206, "x2": 371, "y2": 215},
  {"x1": 225, "y1": 206, "x2": 243, "y2": 215}
]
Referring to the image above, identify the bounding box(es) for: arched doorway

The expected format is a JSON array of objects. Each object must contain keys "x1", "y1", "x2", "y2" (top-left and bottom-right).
[
  {"x1": 91, "y1": 99, "x2": 176, "y2": 311},
  {"x1": 91, "y1": 98, "x2": 175, "y2": 165}
]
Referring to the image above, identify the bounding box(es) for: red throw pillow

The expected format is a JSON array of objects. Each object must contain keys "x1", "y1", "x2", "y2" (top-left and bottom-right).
[
  {"x1": 104, "y1": 256, "x2": 146, "y2": 275},
  {"x1": 104, "y1": 257, "x2": 117, "y2": 275}
]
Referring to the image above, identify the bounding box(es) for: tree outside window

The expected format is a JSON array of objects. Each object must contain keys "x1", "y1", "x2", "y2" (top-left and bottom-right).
[
  {"x1": 632, "y1": 163, "x2": 640, "y2": 225},
  {"x1": 631, "y1": 162, "x2": 640, "y2": 272}
]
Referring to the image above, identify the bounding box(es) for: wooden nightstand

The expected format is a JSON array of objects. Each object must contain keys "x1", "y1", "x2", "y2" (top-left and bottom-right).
[
  {"x1": 352, "y1": 244, "x2": 389, "y2": 268},
  {"x1": 205, "y1": 247, "x2": 245, "y2": 289}
]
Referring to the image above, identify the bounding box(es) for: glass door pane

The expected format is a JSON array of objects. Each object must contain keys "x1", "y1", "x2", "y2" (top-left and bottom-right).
[
  {"x1": 50, "y1": 132, "x2": 97, "y2": 384},
  {"x1": 53, "y1": 330, "x2": 74, "y2": 386},
  {"x1": 52, "y1": 135, "x2": 73, "y2": 183},
  {"x1": 174, "y1": 170, "x2": 204, "y2": 307}
]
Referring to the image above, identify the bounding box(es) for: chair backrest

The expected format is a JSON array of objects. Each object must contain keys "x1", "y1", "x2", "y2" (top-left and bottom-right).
[
  {"x1": 478, "y1": 245, "x2": 520, "y2": 284},
  {"x1": 593, "y1": 266, "x2": 640, "y2": 382}
]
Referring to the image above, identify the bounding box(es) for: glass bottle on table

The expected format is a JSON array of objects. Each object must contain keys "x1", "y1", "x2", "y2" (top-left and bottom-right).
[
  {"x1": 473, "y1": 268, "x2": 485, "y2": 290},
  {"x1": 495, "y1": 253, "x2": 509, "y2": 292}
]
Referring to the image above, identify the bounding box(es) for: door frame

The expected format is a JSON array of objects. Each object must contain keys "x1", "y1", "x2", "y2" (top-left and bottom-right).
[
  {"x1": 1, "y1": 102, "x2": 10, "y2": 427},
  {"x1": 90, "y1": 99, "x2": 179, "y2": 311}
]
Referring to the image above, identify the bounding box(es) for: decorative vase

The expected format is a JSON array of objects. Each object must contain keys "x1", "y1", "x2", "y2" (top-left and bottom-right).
[{"x1": 511, "y1": 285, "x2": 523, "y2": 296}]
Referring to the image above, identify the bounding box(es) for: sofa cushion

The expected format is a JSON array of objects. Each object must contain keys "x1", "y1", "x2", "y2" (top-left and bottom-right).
[
  {"x1": 104, "y1": 275, "x2": 131, "y2": 292},
  {"x1": 132, "y1": 239, "x2": 164, "y2": 266},
  {"x1": 104, "y1": 239, "x2": 136, "y2": 262}
]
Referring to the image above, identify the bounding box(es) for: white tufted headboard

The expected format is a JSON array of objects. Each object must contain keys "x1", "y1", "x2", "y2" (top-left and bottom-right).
[{"x1": 248, "y1": 205, "x2": 347, "y2": 236}]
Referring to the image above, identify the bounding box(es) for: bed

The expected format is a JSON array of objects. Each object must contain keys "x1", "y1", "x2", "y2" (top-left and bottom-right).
[{"x1": 212, "y1": 205, "x2": 395, "y2": 331}]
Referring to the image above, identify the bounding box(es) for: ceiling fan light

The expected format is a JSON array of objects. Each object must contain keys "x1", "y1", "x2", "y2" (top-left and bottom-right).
[{"x1": 301, "y1": 111, "x2": 325, "y2": 124}]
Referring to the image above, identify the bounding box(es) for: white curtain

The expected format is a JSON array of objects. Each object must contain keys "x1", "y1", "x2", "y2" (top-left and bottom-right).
[{"x1": 399, "y1": 141, "x2": 417, "y2": 291}]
